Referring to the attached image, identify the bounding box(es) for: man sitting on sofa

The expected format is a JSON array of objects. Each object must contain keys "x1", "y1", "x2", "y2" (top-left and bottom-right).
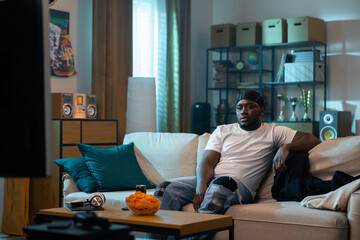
[{"x1": 153, "y1": 90, "x2": 321, "y2": 217}]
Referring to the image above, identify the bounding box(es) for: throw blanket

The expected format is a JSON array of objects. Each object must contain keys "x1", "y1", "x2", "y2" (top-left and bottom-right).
[
  {"x1": 300, "y1": 179, "x2": 360, "y2": 211},
  {"x1": 271, "y1": 151, "x2": 360, "y2": 202}
]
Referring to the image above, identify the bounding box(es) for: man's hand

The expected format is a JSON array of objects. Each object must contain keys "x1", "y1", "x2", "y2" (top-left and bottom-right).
[
  {"x1": 193, "y1": 184, "x2": 207, "y2": 212},
  {"x1": 272, "y1": 145, "x2": 290, "y2": 176},
  {"x1": 273, "y1": 131, "x2": 321, "y2": 176},
  {"x1": 193, "y1": 150, "x2": 220, "y2": 212}
]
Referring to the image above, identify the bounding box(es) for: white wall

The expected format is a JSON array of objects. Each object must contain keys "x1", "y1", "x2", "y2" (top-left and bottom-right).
[
  {"x1": 190, "y1": 0, "x2": 360, "y2": 135},
  {"x1": 190, "y1": 0, "x2": 212, "y2": 109},
  {"x1": 50, "y1": 0, "x2": 92, "y2": 94}
]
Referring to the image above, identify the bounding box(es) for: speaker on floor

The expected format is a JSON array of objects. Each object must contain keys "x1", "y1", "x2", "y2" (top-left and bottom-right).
[
  {"x1": 51, "y1": 93, "x2": 73, "y2": 119},
  {"x1": 191, "y1": 102, "x2": 211, "y2": 135},
  {"x1": 319, "y1": 111, "x2": 352, "y2": 142},
  {"x1": 86, "y1": 94, "x2": 97, "y2": 119}
]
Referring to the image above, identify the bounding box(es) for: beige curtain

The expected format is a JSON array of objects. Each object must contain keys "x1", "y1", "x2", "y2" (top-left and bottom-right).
[
  {"x1": 1, "y1": 178, "x2": 30, "y2": 235},
  {"x1": 92, "y1": 0, "x2": 133, "y2": 144}
]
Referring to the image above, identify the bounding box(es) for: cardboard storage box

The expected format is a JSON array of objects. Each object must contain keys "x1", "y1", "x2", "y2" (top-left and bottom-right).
[
  {"x1": 211, "y1": 24, "x2": 236, "y2": 48},
  {"x1": 262, "y1": 18, "x2": 287, "y2": 44},
  {"x1": 236, "y1": 22, "x2": 262, "y2": 46},
  {"x1": 287, "y1": 16, "x2": 325, "y2": 43},
  {"x1": 284, "y1": 62, "x2": 324, "y2": 82}
]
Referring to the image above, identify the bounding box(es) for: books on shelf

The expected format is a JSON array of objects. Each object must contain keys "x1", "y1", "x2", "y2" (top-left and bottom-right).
[
  {"x1": 291, "y1": 49, "x2": 323, "y2": 63},
  {"x1": 275, "y1": 53, "x2": 295, "y2": 82},
  {"x1": 213, "y1": 78, "x2": 237, "y2": 88},
  {"x1": 213, "y1": 60, "x2": 234, "y2": 72}
]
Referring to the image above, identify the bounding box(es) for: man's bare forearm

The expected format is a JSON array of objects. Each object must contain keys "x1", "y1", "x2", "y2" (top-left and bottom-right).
[
  {"x1": 286, "y1": 131, "x2": 321, "y2": 152},
  {"x1": 196, "y1": 160, "x2": 215, "y2": 188},
  {"x1": 196, "y1": 150, "x2": 220, "y2": 189}
]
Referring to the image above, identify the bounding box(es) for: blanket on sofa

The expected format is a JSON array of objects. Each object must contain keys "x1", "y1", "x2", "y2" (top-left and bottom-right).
[
  {"x1": 271, "y1": 151, "x2": 360, "y2": 201},
  {"x1": 300, "y1": 178, "x2": 360, "y2": 211}
]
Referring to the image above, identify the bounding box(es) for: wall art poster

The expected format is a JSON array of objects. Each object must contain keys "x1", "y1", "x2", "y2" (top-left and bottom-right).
[{"x1": 49, "y1": 9, "x2": 77, "y2": 77}]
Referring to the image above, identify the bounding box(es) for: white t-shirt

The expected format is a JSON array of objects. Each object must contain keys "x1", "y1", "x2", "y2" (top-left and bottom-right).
[{"x1": 205, "y1": 122, "x2": 296, "y2": 197}]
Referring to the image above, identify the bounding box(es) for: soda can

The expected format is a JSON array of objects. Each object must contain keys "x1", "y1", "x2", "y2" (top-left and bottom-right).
[{"x1": 136, "y1": 185, "x2": 146, "y2": 194}]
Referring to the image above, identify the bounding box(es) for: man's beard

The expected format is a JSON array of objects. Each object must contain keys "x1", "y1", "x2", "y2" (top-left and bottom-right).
[{"x1": 238, "y1": 112, "x2": 262, "y2": 131}]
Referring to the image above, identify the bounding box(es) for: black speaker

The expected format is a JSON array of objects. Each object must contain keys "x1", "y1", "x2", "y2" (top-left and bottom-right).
[
  {"x1": 191, "y1": 102, "x2": 211, "y2": 135},
  {"x1": 319, "y1": 111, "x2": 352, "y2": 142}
]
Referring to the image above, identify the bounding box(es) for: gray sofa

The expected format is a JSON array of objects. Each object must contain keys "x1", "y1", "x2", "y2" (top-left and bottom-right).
[{"x1": 62, "y1": 132, "x2": 360, "y2": 240}]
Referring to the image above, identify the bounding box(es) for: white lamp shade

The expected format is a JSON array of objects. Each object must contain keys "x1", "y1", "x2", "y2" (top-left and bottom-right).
[{"x1": 126, "y1": 77, "x2": 157, "y2": 133}]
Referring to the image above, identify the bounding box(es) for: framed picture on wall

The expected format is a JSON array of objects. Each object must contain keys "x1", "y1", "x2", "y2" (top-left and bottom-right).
[{"x1": 49, "y1": 9, "x2": 77, "y2": 77}]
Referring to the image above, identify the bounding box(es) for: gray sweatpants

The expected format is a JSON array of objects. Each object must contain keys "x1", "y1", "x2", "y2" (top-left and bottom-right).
[{"x1": 145, "y1": 176, "x2": 253, "y2": 239}]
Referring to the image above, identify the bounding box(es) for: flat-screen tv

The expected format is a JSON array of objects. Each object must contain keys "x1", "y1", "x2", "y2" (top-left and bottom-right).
[{"x1": 0, "y1": 0, "x2": 52, "y2": 177}]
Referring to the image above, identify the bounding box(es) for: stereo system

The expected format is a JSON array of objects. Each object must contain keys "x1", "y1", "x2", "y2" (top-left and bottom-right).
[
  {"x1": 86, "y1": 94, "x2": 97, "y2": 119},
  {"x1": 319, "y1": 111, "x2": 351, "y2": 142},
  {"x1": 52, "y1": 93, "x2": 97, "y2": 119},
  {"x1": 52, "y1": 93, "x2": 74, "y2": 119}
]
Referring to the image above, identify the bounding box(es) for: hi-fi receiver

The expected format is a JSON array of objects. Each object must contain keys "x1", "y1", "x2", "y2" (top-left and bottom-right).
[{"x1": 73, "y1": 93, "x2": 87, "y2": 119}]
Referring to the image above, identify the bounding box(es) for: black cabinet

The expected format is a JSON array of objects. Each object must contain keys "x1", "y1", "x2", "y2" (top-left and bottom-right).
[{"x1": 205, "y1": 41, "x2": 327, "y2": 135}]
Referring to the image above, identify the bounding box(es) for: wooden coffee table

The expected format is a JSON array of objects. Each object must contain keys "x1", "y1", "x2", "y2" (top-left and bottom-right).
[{"x1": 36, "y1": 205, "x2": 233, "y2": 240}]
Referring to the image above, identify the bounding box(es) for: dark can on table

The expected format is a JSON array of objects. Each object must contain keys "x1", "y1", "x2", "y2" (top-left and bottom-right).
[{"x1": 136, "y1": 185, "x2": 146, "y2": 193}]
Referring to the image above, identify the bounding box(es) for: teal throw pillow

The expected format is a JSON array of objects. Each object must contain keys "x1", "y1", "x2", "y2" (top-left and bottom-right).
[
  {"x1": 77, "y1": 143, "x2": 154, "y2": 191},
  {"x1": 53, "y1": 157, "x2": 98, "y2": 193}
]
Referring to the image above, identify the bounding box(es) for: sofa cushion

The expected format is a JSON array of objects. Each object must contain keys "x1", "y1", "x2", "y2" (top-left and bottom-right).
[
  {"x1": 254, "y1": 169, "x2": 274, "y2": 201},
  {"x1": 77, "y1": 143, "x2": 154, "y2": 191},
  {"x1": 182, "y1": 201, "x2": 348, "y2": 240},
  {"x1": 123, "y1": 132, "x2": 198, "y2": 180},
  {"x1": 309, "y1": 136, "x2": 360, "y2": 180},
  {"x1": 133, "y1": 145, "x2": 165, "y2": 186},
  {"x1": 223, "y1": 201, "x2": 348, "y2": 240},
  {"x1": 54, "y1": 157, "x2": 98, "y2": 193},
  {"x1": 226, "y1": 201, "x2": 348, "y2": 228}
]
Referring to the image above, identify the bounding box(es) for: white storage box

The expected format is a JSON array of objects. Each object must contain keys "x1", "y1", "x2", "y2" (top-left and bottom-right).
[
  {"x1": 284, "y1": 62, "x2": 324, "y2": 82},
  {"x1": 262, "y1": 18, "x2": 287, "y2": 44}
]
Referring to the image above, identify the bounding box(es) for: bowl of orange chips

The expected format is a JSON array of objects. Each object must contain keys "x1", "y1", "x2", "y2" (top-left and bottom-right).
[{"x1": 125, "y1": 191, "x2": 161, "y2": 216}]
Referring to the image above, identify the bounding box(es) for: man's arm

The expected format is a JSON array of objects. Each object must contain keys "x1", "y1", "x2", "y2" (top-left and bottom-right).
[
  {"x1": 193, "y1": 150, "x2": 220, "y2": 212},
  {"x1": 273, "y1": 131, "x2": 321, "y2": 175}
]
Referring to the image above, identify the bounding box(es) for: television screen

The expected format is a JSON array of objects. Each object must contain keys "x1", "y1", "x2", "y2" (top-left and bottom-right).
[{"x1": 0, "y1": 0, "x2": 52, "y2": 177}]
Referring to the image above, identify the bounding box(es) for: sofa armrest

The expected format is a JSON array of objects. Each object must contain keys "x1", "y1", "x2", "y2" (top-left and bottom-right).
[
  {"x1": 63, "y1": 174, "x2": 80, "y2": 197},
  {"x1": 347, "y1": 189, "x2": 360, "y2": 240}
]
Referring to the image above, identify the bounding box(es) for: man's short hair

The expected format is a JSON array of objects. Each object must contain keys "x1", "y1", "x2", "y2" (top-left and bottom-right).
[{"x1": 237, "y1": 90, "x2": 266, "y2": 110}]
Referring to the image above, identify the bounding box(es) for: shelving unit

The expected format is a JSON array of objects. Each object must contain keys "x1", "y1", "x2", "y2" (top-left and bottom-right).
[{"x1": 205, "y1": 41, "x2": 327, "y2": 135}]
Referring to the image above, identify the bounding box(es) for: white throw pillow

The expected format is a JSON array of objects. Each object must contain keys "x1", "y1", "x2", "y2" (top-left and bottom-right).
[
  {"x1": 123, "y1": 132, "x2": 198, "y2": 181},
  {"x1": 308, "y1": 136, "x2": 360, "y2": 180}
]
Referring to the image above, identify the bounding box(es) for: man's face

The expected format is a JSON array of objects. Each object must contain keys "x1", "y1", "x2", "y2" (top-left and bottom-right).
[{"x1": 236, "y1": 99, "x2": 265, "y2": 131}]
